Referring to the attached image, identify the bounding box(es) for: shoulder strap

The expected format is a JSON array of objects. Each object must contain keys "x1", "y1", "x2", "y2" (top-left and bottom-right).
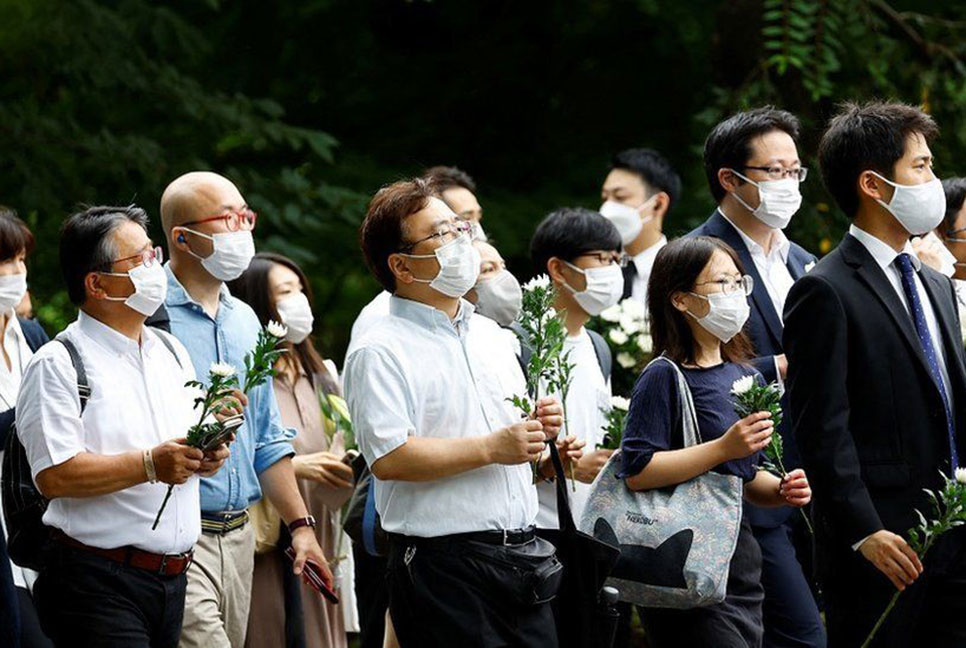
[
  {"x1": 649, "y1": 356, "x2": 702, "y2": 447},
  {"x1": 150, "y1": 329, "x2": 183, "y2": 369},
  {"x1": 586, "y1": 329, "x2": 612, "y2": 381},
  {"x1": 55, "y1": 338, "x2": 91, "y2": 414}
]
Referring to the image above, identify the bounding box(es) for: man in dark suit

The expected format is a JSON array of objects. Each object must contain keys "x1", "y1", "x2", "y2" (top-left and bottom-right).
[
  {"x1": 599, "y1": 148, "x2": 681, "y2": 303},
  {"x1": 784, "y1": 101, "x2": 966, "y2": 647},
  {"x1": 688, "y1": 108, "x2": 823, "y2": 648}
]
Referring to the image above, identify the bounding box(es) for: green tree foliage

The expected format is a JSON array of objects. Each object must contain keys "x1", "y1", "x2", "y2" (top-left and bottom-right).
[{"x1": 3, "y1": 0, "x2": 966, "y2": 363}]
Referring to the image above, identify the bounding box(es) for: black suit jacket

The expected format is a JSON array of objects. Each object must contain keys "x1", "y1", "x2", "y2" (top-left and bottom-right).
[
  {"x1": 0, "y1": 318, "x2": 49, "y2": 447},
  {"x1": 784, "y1": 233, "x2": 966, "y2": 555},
  {"x1": 688, "y1": 209, "x2": 816, "y2": 528}
]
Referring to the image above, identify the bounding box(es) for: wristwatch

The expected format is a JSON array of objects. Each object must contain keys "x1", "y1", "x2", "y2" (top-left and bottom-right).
[{"x1": 288, "y1": 516, "x2": 317, "y2": 533}]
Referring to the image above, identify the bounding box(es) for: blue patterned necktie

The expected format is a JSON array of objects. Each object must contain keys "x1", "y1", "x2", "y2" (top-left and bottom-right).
[{"x1": 895, "y1": 252, "x2": 958, "y2": 470}]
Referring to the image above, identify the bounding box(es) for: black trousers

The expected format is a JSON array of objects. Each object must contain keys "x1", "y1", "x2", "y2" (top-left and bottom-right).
[
  {"x1": 386, "y1": 537, "x2": 558, "y2": 648},
  {"x1": 352, "y1": 541, "x2": 389, "y2": 648},
  {"x1": 823, "y1": 527, "x2": 966, "y2": 647},
  {"x1": 33, "y1": 545, "x2": 187, "y2": 648}
]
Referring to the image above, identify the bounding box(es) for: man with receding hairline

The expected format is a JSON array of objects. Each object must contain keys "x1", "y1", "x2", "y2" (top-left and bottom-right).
[{"x1": 159, "y1": 171, "x2": 332, "y2": 648}]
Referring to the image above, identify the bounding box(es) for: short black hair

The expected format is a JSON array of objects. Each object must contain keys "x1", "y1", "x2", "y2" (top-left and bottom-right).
[
  {"x1": 942, "y1": 177, "x2": 966, "y2": 231},
  {"x1": 60, "y1": 205, "x2": 150, "y2": 306},
  {"x1": 423, "y1": 165, "x2": 477, "y2": 194},
  {"x1": 610, "y1": 148, "x2": 682, "y2": 211},
  {"x1": 530, "y1": 207, "x2": 622, "y2": 275},
  {"x1": 818, "y1": 101, "x2": 939, "y2": 218},
  {"x1": 703, "y1": 107, "x2": 801, "y2": 202},
  {"x1": 0, "y1": 206, "x2": 34, "y2": 262}
]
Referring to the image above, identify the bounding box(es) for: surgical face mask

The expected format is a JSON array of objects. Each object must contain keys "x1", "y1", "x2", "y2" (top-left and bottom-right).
[
  {"x1": 923, "y1": 231, "x2": 958, "y2": 278},
  {"x1": 600, "y1": 196, "x2": 656, "y2": 246},
  {"x1": 562, "y1": 261, "x2": 624, "y2": 316},
  {"x1": 474, "y1": 269, "x2": 522, "y2": 327},
  {"x1": 182, "y1": 228, "x2": 255, "y2": 281},
  {"x1": 686, "y1": 291, "x2": 750, "y2": 343},
  {"x1": 871, "y1": 171, "x2": 946, "y2": 236},
  {"x1": 729, "y1": 170, "x2": 802, "y2": 230},
  {"x1": 276, "y1": 291, "x2": 314, "y2": 344},
  {"x1": 470, "y1": 221, "x2": 488, "y2": 243},
  {"x1": 0, "y1": 273, "x2": 27, "y2": 312},
  {"x1": 401, "y1": 234, "x2": 481, "y2": 298},
  {"x1": 100, "y1": 262, "x2": 168, "y2": 316}
]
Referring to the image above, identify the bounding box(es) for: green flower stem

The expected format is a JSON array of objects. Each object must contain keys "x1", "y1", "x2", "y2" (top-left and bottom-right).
[{"x1": 860, "y1": 590, "x2": 901, "y2": 648}]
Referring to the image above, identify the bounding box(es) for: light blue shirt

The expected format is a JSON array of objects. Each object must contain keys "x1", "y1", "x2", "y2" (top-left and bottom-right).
[
  {"x1": 164, "y1": 264, "x2": 295, "y2": 513},
  {"x1": 343, "y1": 295, "x2": 536, "y2": 537}
]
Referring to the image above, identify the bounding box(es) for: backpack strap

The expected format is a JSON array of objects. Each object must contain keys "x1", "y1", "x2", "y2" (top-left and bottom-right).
[
  {"x1": 56, "y1": 338, "x2": 90, "y2": 414},
  {"x1": 587, "y1": 329, "x2": 612, "y2": 382}
]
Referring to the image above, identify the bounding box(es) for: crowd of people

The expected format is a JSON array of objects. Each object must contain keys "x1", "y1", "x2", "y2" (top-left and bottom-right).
[{"x1": 0, "y1": 98, "x2": 964, "y2": 648}]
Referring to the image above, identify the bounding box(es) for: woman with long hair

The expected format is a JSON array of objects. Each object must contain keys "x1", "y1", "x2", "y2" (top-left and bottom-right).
[
  {"x1": 620, "y1": 236, "x2": 812, "y2": 647},
  {"x1": 230, "y1": 252, "x2": 353, "y2": 648}
]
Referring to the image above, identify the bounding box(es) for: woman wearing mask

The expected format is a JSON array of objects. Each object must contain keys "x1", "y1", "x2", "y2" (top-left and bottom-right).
[
  {"x1": 230, "y1": 252, "x2": 354, "y2": 648},
  {"x1": 940, "y1": 177, "x2": 966, "y2": 330},
  {"x1": 0, "y1": 208, "x2": 51, "y2": 648},
  {"x1": 621, "y1": 236, "x2": 812, "y2": 648}
]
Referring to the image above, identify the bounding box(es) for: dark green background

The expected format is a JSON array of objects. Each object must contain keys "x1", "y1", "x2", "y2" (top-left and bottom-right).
[{"x1": 3, "y1": 0, "x2": 965, "y2": 363}]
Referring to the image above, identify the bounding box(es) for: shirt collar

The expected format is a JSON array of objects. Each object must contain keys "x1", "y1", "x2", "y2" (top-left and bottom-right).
[
  {"x1": 631, "y1": 236, "x2": 667, "y2": 275},
  {"x1": 76, "y1": 310, "x2": 155, "y2": 356},
  {"x1": 718, "y1": 209, "x2": 790, "y2": 263},
  {"x1": 849, "y1": 224, "x2": 920, "y2": 273},
  {"x1": 164, "y1": 263, "x2": 233, "y2": 310},
  {"x1": 388, "y1": 294, "x2": 476, "y2": 333}
]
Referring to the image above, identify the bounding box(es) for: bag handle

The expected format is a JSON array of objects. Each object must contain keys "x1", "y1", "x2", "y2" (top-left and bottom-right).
[
  {"x1": 648, "y1": 355, "x2": 702, "y2": 448},
  {"x1": 548, "y1": 440, "x2": 577, "y2": 532}
]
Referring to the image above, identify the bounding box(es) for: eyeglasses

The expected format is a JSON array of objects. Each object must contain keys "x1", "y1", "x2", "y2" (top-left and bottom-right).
[
  {"x1": 95, "y1": 246, "x2": 164, "y2": 272},
  {"x1": 398, "y1": 220, "x2": 472, "y2": 252},
  {"x1": 182, "y1": 208, "x2": 258, "y2": 232},
  {"x1": 574, "y1": 252, "x2": 629, "y2": 268},
  {"x1": 694, "y1": 274, "x2": 754, "y2": 296},
  {"x1": 742, "y1": 166, "x2": 808, "y2": 182}
]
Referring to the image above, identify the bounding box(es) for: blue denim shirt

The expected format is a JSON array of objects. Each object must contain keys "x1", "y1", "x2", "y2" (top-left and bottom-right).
[{"x1": 164, "y1": 264, "x2": 295, "y2": 513}]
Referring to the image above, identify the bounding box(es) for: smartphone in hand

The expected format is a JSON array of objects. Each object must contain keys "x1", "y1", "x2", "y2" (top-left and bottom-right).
[{"x1": 284, "y1": 546, "x2": 339, "y2": 604}]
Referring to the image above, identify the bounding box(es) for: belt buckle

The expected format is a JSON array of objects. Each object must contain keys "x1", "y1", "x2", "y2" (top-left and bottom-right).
[
  {"x1": 502, "y1": 529, "x2": 509, "y2": 546},
  {"x1": 158, "y1": 554, "x2": 169, "y2": 575}
]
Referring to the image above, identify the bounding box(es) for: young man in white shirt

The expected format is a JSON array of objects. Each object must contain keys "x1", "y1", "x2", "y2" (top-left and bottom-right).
[
  {"x1": 16, "y1": 205, "x2": 232, "y2": 647},
  {"x1": 599, "y1": 148, "x2": 681, "y2": 305},
  {"x1": 344, "y1": 178, "x2": 579, "y2": 647}
]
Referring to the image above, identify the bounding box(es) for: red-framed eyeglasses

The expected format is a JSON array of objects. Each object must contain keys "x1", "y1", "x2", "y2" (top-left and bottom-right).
[{"x1": 182, "y1": 208, "x2": 258, "y2": 232}]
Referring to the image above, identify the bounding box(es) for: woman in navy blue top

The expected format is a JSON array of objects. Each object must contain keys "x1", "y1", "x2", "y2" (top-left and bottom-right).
[{"x1": 620, "y1": 236, "x2": 813, "y2": 648}]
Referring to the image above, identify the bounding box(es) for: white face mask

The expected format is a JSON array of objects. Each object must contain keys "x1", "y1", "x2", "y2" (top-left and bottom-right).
[
  {"x1": 470, "y1": 221, "x2": 488, "y2": 243},
  {"x1": 729, "y1": 170, "x2": 802, "y2": 230},
  {"x1": 0, "y1": 273, "x2": 27, "y2": 312},
  {"x1": 182, "y1": 229, "x2": 255, "y2": 281},
  {"x1": 474, "y1": 269, "x2": 522, "y2": 327},
  {"x1": 276, "y1": 292, "x2": 314, "y2": 344},
  {"x1": 100, "y1": 262, "x2": 168, "y2": 316},
  {"x1": 562, "y1": 261, "x2": 624, "y2": 316},
  {"x1": 687, "y1": 291, "x2": 750, "y2": 343},
  {"x1": 599, "y1": 196, "x2": 656, "y2": 246},
  {"x1": 871, "y1": 171, "x2": 946, "y2": 236},
  {"x1": 401, "y1": 234, "x2": 481, "y2": 298}
]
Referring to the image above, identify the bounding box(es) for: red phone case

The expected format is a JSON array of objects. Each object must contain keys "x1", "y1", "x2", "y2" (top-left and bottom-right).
[{"x1": 284, "y1": 547, "x2": 340, "y2": 604}]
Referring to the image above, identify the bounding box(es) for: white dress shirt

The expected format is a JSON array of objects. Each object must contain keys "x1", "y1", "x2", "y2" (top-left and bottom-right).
[
  {"x1": 629, "y1": 236, "x2": 667, "y2": 302},
  {"x1": 16, "y1": 311, "x2": 201, "y2": 554},
  {"x1": 343, "y1": 296, "x2": 536, "y2": 537},
  {"x1": 849, "y1": 225, "x2": 954, "y2": 551},
  {"x1": 536, "y1": 328, "x2": 611, "y2": 529},
  {"x1": 0, "y1": 312, "x2": 36, "y2": 590},
  {"x1": 721, "y1": 210, "x2": 795, "y2": 320},
  {"x1": 346, "y1": 290, "x2": 391, "y2": 356}
]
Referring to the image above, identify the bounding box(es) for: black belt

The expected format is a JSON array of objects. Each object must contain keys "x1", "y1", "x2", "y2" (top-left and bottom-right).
[
  {"x1": 390, "y1": 526, "x2": 536, "y2": 548},
  {"x1": 200, "y1": 510, "x2": 249, "y2": 535}
]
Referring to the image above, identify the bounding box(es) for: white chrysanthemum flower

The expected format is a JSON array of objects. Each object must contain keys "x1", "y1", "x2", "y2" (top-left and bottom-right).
[
  {"x1": 955, "y1": 467, "x2": 966, "y2": 485},
  {"x1": 617, "y1": 352, "x2": 636, "y2": 369},
  {"x1": 523, "y1": 274, "x2": 551, "y2": 292},
  {"x1": 621, "y1": 299, "x2": 647, "y2": 319},
  {"x1": 608, "y1": 329, "x2": 629, "y2": 345},
  {"x1": 636, "y1": 334, "x2": 653, "y2": 354},
  {"x1": 600, "y1": 304, "x2": 622, "y2": 323},
  {"x1": 731, "y1": 375, "x2": 755, "y2": 395},
  {"x1": 209, "y1": 362, "x2": 236, "y2": 378},
  {"x1": 267, "y1": 320, "x2": 288, "y2": 338},
  {"x1": 619, "y1": 313, "x2": 642, "y2": 335},
  {"x1": 611, "y1": 396, "x2": 630, "y2": 411}
]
